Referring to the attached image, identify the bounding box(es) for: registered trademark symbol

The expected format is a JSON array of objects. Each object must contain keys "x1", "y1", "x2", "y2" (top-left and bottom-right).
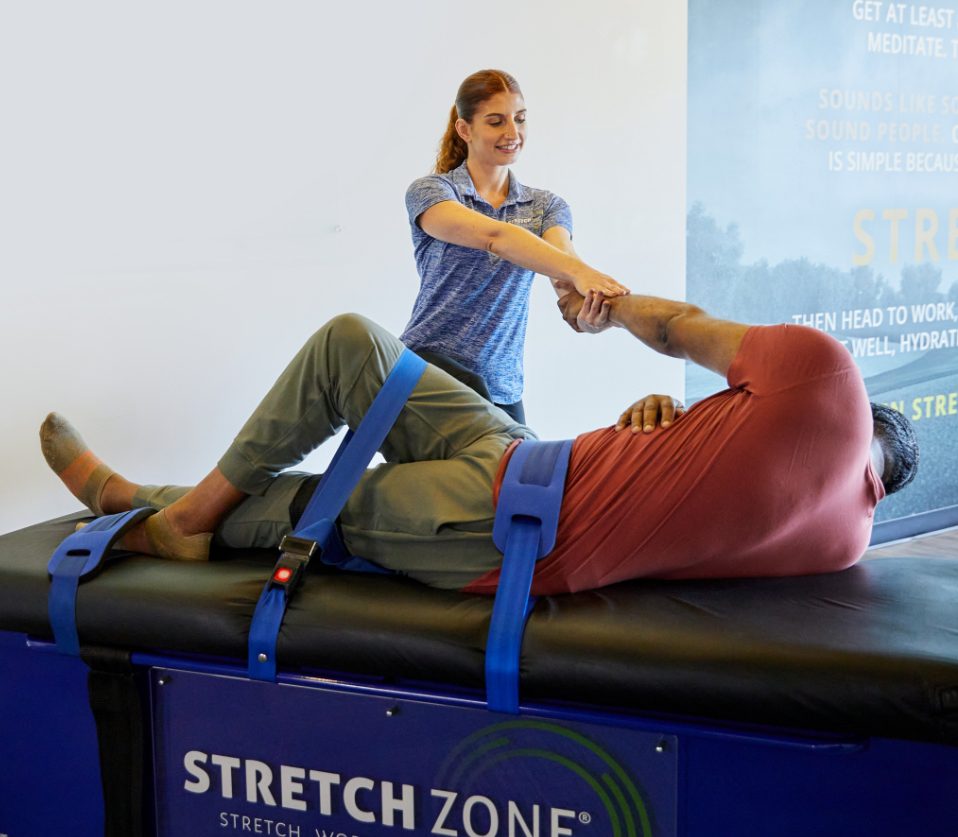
[{"x1": 579, "y1": 811, "x2": 592, "y2": 824}]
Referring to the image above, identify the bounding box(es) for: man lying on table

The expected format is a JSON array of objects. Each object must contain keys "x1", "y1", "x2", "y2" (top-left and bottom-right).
[{"x1": 40, "y1": 288, "x2": 918, "y2": 594}]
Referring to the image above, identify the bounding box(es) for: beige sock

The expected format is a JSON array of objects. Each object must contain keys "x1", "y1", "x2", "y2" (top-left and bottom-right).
[
  {"x1": 144, "y1": 510, "x2": 212, "y2": 561},
  {"x1": 40, "y1": 413, "x2": 115, "y2": 516}
]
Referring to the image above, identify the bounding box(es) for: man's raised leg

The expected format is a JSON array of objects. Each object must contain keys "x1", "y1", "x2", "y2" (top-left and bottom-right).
[
  {"x1": 40, "y1": 313, "x2": 532, "y2": 560},
  {"x1": 217, "y1": 312, "x2": 530, "y2": 489}
]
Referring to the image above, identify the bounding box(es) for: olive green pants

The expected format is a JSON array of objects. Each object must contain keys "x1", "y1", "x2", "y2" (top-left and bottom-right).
[{"x1": 134, "y1": 314, "x2": 535, "y2": 589}]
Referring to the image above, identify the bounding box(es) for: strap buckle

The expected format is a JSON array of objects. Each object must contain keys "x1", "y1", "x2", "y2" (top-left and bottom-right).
[{"x1": 269, "y1": 536, "x2": 318, "y2": 595}]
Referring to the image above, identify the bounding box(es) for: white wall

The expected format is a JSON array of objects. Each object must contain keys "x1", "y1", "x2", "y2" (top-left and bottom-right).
[{"x1": 0, "y1": 1, "x2": 687, "y2": 535}]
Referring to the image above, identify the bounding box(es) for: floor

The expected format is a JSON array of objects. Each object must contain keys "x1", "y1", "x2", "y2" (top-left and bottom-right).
[{"x1": 866, "y1": 526, "x2": 958, "y2": 559}]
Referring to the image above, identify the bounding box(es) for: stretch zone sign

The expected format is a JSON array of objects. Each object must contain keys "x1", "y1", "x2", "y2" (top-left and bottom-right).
[
  {"x1": 152, "y1": 669, "x2": 678, "y2": 837},
  {"x1": 185, "y1": 751, "x2": 579, "y2": 835}
]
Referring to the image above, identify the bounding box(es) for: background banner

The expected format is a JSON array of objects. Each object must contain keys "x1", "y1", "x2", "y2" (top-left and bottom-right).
[{"x1": 687, "y1": 0, "x2": 958, "y2": 530}]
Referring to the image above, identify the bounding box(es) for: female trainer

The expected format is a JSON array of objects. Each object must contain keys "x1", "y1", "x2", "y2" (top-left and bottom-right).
[{"x1": 400, "y1": 69, "x2": 628, "y2": 423}]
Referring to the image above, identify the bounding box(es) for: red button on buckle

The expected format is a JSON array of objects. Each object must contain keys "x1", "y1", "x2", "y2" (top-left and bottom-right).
[{"x1": 273, "y1": 567, "x2": 293, "y2": 583}]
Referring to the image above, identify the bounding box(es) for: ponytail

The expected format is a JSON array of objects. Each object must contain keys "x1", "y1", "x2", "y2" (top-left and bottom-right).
[
  {"x1": 433, "y1": 69, "x2": 523, "y2": 175},
  {"x1": 435, "y1": 105, "x2": 468, "y2": 174}
]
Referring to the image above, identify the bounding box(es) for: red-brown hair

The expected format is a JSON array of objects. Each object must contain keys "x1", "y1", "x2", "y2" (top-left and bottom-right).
[{"x1": 435, "y1": 69, "x2": 523, "y2": 174}]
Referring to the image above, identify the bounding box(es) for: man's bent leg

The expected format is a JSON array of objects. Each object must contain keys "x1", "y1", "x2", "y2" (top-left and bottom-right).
[{"x1": 218, "y1": 314, "x2": 534, "y2": 495}]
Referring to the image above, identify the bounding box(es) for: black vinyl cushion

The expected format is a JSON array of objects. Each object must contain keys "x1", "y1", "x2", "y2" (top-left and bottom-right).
[{"x1": 2, "y1": 513, "x2": 958, "y2": 744}]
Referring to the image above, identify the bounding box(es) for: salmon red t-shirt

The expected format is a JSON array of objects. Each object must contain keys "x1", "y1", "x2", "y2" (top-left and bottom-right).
[{"x1": 465, "y1": 324, "x2": 885, "y2": 595}]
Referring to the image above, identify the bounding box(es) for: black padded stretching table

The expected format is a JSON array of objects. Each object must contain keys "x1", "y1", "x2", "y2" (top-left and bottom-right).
[{"x1": 2, "y1": 512, "x2": 957, "y2": 836}]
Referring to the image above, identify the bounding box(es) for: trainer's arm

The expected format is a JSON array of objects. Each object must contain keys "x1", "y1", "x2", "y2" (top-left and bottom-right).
[
  {"x1": 419, "y1": 201, "x2": 629, "y2": 298},
  {"x1": 541, "y1": 225, "x2": 579, "y2": 298}
]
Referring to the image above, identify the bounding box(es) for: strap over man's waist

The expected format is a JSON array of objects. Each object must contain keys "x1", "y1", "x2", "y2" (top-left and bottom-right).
[{"x1": 486, "y1": 437, "x2": 573, "y2": 713}]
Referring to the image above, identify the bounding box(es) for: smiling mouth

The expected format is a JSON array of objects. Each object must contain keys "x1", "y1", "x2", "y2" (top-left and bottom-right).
[{"x1": 497, "y1": 143, "x2": 521, "y2": 152}]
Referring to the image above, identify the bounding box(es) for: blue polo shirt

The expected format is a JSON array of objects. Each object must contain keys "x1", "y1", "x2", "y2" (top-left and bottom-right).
[{"x1": 401, "y1": 162, "x2": 573, "y2": 404}]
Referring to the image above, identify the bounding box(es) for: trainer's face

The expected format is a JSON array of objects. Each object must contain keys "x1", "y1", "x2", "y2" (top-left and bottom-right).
[{"x1": 457, "y1": 91, "x2": 526, "y2": 168}]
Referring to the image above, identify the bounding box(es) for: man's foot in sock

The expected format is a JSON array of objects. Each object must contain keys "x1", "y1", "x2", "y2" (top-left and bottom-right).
[
  {"x1": 144, "y1": 509, "x2": 212, "y2": 561},
  {"x1": 39, "y1": 413, "x2": 134, "y2": 514},
  {"x1": 74, "y1": 508, "x2": 211, "y2": 561}
]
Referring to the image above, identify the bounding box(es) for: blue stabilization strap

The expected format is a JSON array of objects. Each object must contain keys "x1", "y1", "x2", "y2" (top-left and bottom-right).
[
  {"x1": 486, "y1": 438, "x2": 573, "y2": 713},
  {"x1": 47, "y1": 507, "x2": 156, "y2": 656},
  {"x1": 247, "y1": 348, "x2": 427, "y2": 681}
]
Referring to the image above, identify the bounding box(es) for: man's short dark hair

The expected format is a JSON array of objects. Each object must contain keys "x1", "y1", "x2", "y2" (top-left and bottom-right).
[{"x1": 870, "y1": 403, "x2": 919, "y2": 495}]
